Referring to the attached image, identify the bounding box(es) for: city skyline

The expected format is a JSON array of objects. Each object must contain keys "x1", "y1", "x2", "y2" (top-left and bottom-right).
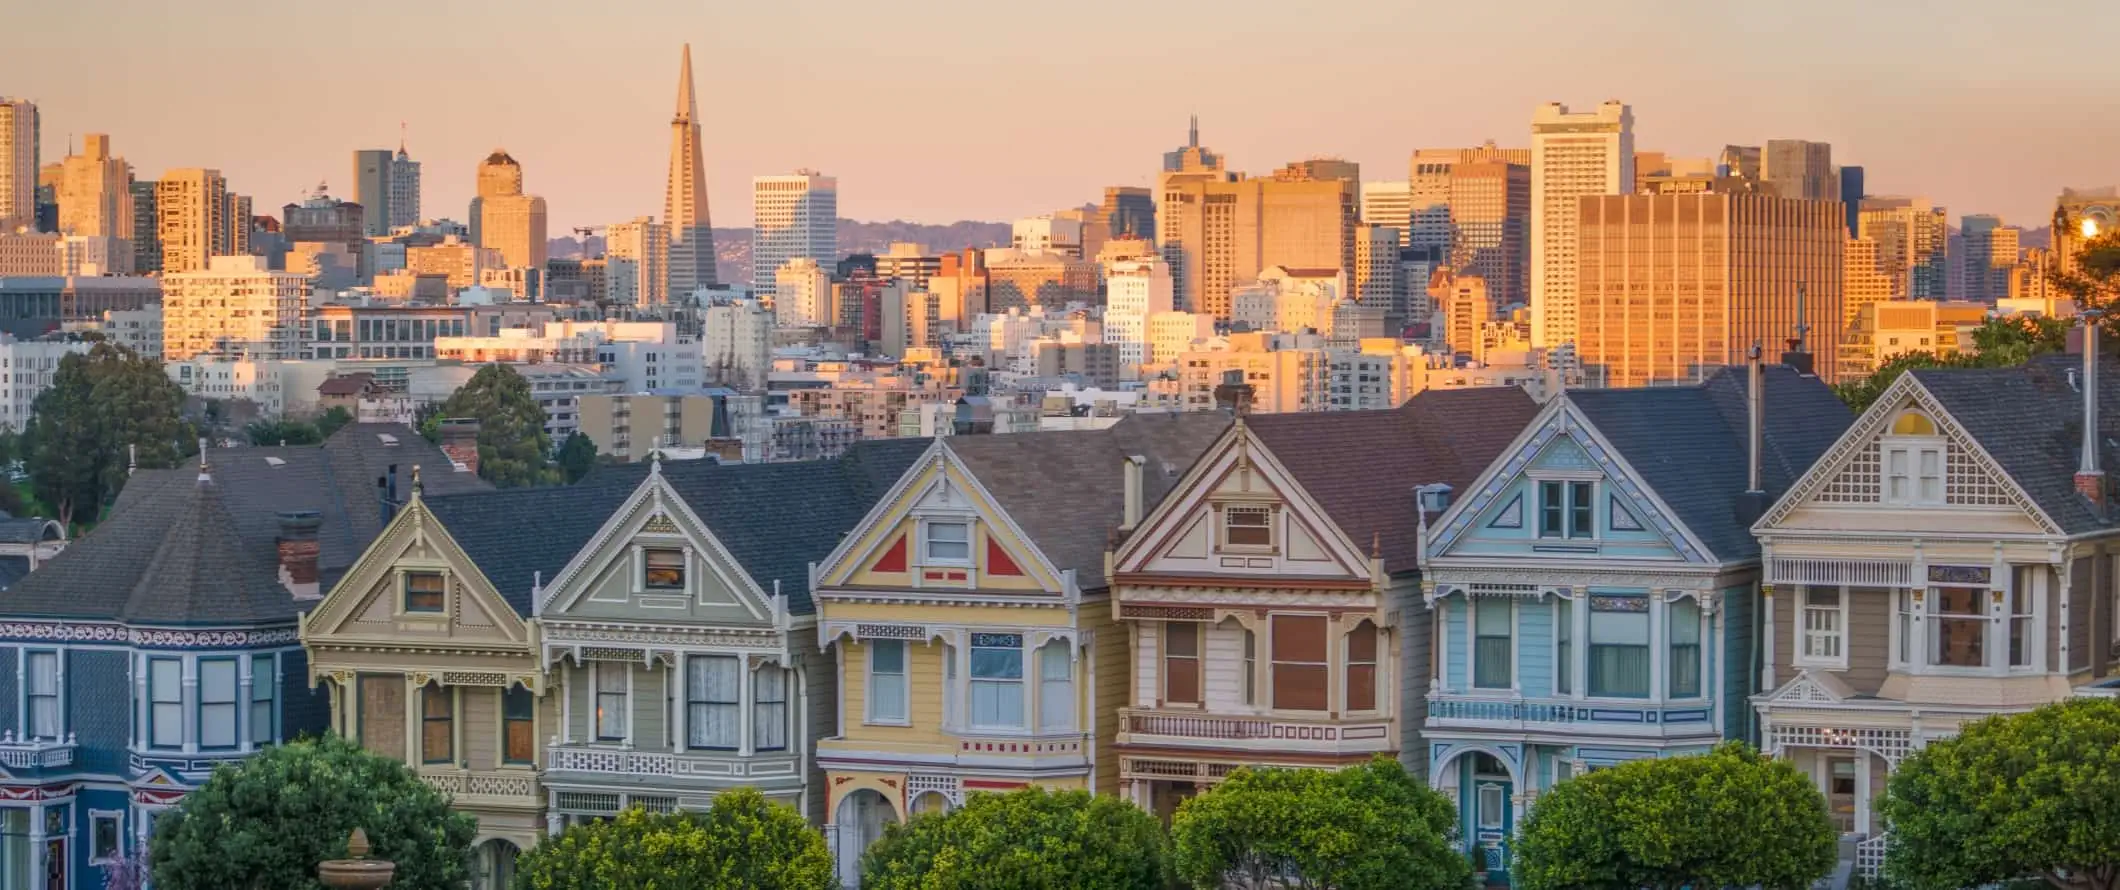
[{"x1": 14, "y1": 0, "x2": 2116, "y2": 233}]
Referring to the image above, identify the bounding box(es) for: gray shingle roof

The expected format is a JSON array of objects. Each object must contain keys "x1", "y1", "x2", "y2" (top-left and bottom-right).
[
  {"x1": 422, "y1": 466, "x2": 649, "y2": 617},
  {"x1": 1568, "y1": 365, "x2": 1852, "y2": 563},
  {"x1": 1911, "y1": 354, "x2": 2120, "y2": 535},
  {"x1": 946, "y1": 413, "x2": 1231, "y2": 590},
  {"x1": 1246, "y1": 387, "x2": 1541, "y2": 574}
]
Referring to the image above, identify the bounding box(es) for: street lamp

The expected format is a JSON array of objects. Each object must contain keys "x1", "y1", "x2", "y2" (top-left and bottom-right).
[
  {"x1": 318, "y1": 828, "x2": 395, "y2": 889},
  {"x1": 2087, "y1": 216, "x2": 2103, "y2": 240}
]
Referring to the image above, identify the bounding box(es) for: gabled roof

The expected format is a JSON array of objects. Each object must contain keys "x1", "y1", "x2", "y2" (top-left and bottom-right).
[
  {"x1": 1244, "y1": 387, "x2": 1539, "y2": 573},
  {"x1": 422, "y1": 467, "x2": 648, "y2": 617},
  {"x1": 1567, "y1": 365, "x2": 1851, "y2": 562},
  {"x1": 1909, "y1": 354, "x2": 2120, "y2": 535},
  {"x1": 945, "y1": 413, "x2": 1230, "y2": 589},
  {"x1": 2, "y1": 424, "x2": 487, "y2": 627}
]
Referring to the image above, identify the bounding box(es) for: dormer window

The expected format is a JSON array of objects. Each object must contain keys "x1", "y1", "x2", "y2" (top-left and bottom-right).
[
  {"x1": 1538, "y1": 481, "x2": 1594, "y2": 539},
  {"x1": 925, "y1": 521, "x2": 970, "y2": 564},
  {"x1": 404, "y1": 572, "x2": 445, "y2": 613},
  {"x1": 1224, "y1": 505, "x2": 1273, "y2": 548},
  {"x1": 1884, "y1": 412, "x2": 1945, "y2": 506},
  {"x1": 644, "y1": 549, "x2": 686, "y2": 590}
]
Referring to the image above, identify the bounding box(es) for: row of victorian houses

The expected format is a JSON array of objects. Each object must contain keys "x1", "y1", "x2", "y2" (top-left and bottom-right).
[{"x1": 0, "y1": 341, "x2": 2114, "y2": 889}]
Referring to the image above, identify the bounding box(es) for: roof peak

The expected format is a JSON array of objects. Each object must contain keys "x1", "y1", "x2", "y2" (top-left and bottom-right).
[{"x1": 674, "y1": 44, "x2": 698, "y2": 122}]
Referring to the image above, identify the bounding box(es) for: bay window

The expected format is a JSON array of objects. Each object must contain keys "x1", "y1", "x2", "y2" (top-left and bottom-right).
[
  {"x1": 420, "y1": 685, "x2": 453, "y2": 763},
  {"x1": 1472, "y1": 599, "x2": 1512, "y2": 689},
  {"x1": 1929, "y1": 586, "x2": 1985, "y2": 668},
  {"x1": 25, "y1": 652, "x2": 58, "y2": 740},
  {"x1": 1799, "y1": 586, "x2": 1846, "y2": 666},
  {"x1": 1164, "y1": 622, "x2": 1200, "y2": 705},
  {"x1": 686, "y1": 655, "x2": 740, "y2": 749},
  {"x1": 1037, "y1": 641, "x2": 1073, "y2": 732},
  {"x1": 1669, "y1": 598, "x2": 1701, "y2": 698},
  {"x1": 1271, "y1": 615, "x2": 1328, "y2": 712},
  {"x1": 199, "y1": 658, "x2": 238, "y2": 749},
  {"x1": 753, "y1": 667, "x2": 788, "y2": 751},
  {"x1": 1345, "y1": 623, "x2": 1377, "y2": 712},
  {"x1": 250, "y1": 654, "x2": 275, "y2": 745},
  {"x1": 867, "y1": 641, "x2": 908, "y2": 723},
  {"x1": 595, "y1": 664, "x2": 627, "y2": 741},
  {"x1": 1588, "y1": 597, "x2": 1649, "y2": 698},
  {"x1": 969, "y1": 634, "x2": 1024, "y2": 729}
]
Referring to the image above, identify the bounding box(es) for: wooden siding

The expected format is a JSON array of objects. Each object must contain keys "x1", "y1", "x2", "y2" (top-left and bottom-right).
[
  {"x1": 1086, "y1": 598, "x2": 1126, "y2": 795},
  {"x1": 1843, "y1": 589, "x2": 1892, "y2": 696},
  {"x1": 462, "y1": 686, "x2": 500, "y2": 770},
  {"x1": 1387, "y1": 573, "x2": 1430, "y2": 776},
  {"x1": 798, "y1": 642, "x2": 835, "y2": 822}
]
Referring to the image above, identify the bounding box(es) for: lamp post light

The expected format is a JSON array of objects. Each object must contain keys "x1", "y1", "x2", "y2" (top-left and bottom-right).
[{"x1": 318, "y1": 827, "x2": 395, "y2": 889}]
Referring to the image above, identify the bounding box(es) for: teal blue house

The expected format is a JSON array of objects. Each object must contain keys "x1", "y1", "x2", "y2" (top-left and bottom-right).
[{"x1": 1416, "y1": 364, "x2": 1850, "y2": 881}]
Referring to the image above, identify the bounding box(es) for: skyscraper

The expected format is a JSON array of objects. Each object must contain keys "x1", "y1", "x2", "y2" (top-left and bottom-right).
[
  {"x1": 473, "y1": 150, "x2": 547, "y2": 273},
  {"x1": 1858, "y1": 197, "x2": 1949, "y2": 300},
  {"x1": 389, "y1": 140, "x2": 421, "y2": 230},
  {"x1": 1154, "y1": 119, "x2": 1235, "y2": 303},
  {"x1": 751, "y1": 170, "x2": 837, "y2": 294},
  {"x1": 665, "y1": 44, "x2": 717, "y2": 294},
  {"x1": 1099, "y1": 187, "x2": 1155, "y2": 242},
  {"x1": 57, "y1": 134, "x2": 132, "y2": 240},
  {"x1": 1763, "y1": 140, "x2": 1836, "y2": 201},
  {"x1": 156, "y1": 168, "x2": 232, "y2": 274},
  {"x1": 1960, "y1": 215, "x2": 2020, "y2": 304},
  {"x1": 130, "y1": 181, "x2": 160, "y2": 272},
  {"x1": 1838, "y1": 166, "x2": 1865, "y2": 238},
  {"x1": 1361, "y1": 181, "x2": 1414, "y2": 245},
  {"x1": 1448, "y1": 158, "x2": 1530, "y2": 308},
  {"x1": 606, "y1": 216, "x2": 669, "y2": 307},
  {"x1": 1530, "y1": 100, "x2": 1635, "y2": 350},
  {"x1": 0, "y1": 98, "x2": 36, "y2": 232},
  {"x1": 1158, "y1": 174, "x2": 1356, "y2": 320},
  {"x1": 355, "y1": 140, "x2": 423, "y2": 237}
]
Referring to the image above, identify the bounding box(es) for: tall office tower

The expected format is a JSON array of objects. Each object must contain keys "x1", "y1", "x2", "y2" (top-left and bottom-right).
[
  {"x1": 1763, "y1": 140, "x2": 1836, "y2": 201},
  {"x1": 1354, "y1": 224, "x2": 1399, "y2": 307},
  {"x1": 1438, "y1": 272, "x2": 1491, "y2": 360},
  {"x1": 155, "y1": 169, "x2": 232, "y2": 273},
  {"x1": 772, "y1": 258, "x2": 833, "y2": 327},
  {"x1": 468, "y1": 148, "x2": 524, "y2": 246},
  {"x1": 56, "y1": 134, "x2": 133, "y2": 240},
  {"x1": 1099, "y1": 187, "x2": 1155, "y2": 241},
  {"x1": 665, "y1": 44, "x2": 718, "y2": 294},
  {"x1": 1530, "y1": 100, "x2": 1635, "y2": 348},
  {"x1": 1162, "y1": 115, "x2": 1221, "y2": 173},
  {"x1": 472, "y1": 150, "x2": 548, "y2": 273},
  {"x1": 1858, "y1": 197, "x2": 1949, "y2": 300},
  {"x1": 355, "y1": 141, "x2": 422, "y2": 237},
  {"x1": 751, "y1": 170, "x2": 837, "y2": 294},
  {"x1": 605, "y1": 216, "x2": 669, "y2": 307},
  {"x1": 1575, "y1": 192, "x2": 1845, "y2": 388},
  {"x1": 1838, "y1": 166, "x2": 1865, "y2": 238},
  {"x1": 130, "y1": 181, "x2": 160, "y2": 272},
  {"x1": 0, "y1": 99, "x2": 35, "y2": 232},
  {"x1": 1960, "y1": 215, "x2": 2020, "y2": 304},
  {"x1": 1716, "y1": 144, "x2": 1762, "y2": 182},
  {"x1": 1839, "y1": 237, "x2": 1895, "y2": 373},
  {"x1": 1104, "y1": 256, "x2": 1173, "y2": 377},
  {"x1": 1408, "y1": 141, "x2": 1531, "y2": 262},
  {"x1": 1274, "y1": 158, "x2": 1360, "y2": 184},
  {"x1": 226, "y1": 193, "x2": 252, "y2": 257},
  {"x1": 1449, "y1": 159, "x2": 1530, "y2": 307},
  {"x1": 1158, "y1": 175, "x2": 1356, "y2": 320},
  {"x1": 1155, "y1": 119, "x2": 1235, "y2": 305},
  {"x1": 1361, "y1": 181, "x2": 1414, "y2": 245},
  {"x1": 2053, "y1": 186, "x2": 2120, "y2": 276},
  {"x1": 389, "y1": 140, "x2": 421, "y2": 230},
  {"x1": 162, "y1": 255, "x2": 309, "y2": 361},
  {"x1": 281, "y1": 185, "x2": 367, "y2": 277}
]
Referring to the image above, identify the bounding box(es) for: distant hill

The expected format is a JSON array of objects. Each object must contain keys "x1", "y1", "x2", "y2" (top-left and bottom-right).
[{"x1": 548, "y1": 218, "x2": 1013, "y2": 285}]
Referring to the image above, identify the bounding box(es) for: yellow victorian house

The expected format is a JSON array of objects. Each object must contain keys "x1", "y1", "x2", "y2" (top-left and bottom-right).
[{"x1": 812, "y1": 416, "x2": 1225, "y2": 885}]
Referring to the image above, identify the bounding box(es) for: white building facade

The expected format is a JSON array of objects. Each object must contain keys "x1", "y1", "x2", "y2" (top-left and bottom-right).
[
  {"x1": 1529, "y1": 101, "x2": 1633, "y2": 351},
  {"x1": 1104, "y1": 257, "x2": 1174, "y2": 378},
  {"x1": 752, "y1": 171, "x2": 837, "y2": 295},
  {"x1": 161, "y1": 255, "x2": 310, "y2": 361}
]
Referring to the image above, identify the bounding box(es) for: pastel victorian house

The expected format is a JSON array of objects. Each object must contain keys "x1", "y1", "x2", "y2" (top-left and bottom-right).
[
  {"x1": 811, "y1": 416, "x2": 1224, "y2": 886},
  {"x1": 533, "y1": 442, "x2": 922, "y2": 833},
  {"x1": 0, "y1": 425, "x2": 457, "y2": 889},
  {"x1": 300, "y1": 465, "x2": 598, "y2": 890},
  {"x1": 1421, "y1": 365, "x2": 1848, "y2": 879},
  {"x1": 1108, "y1": 388, "x2": 1536, "y2": 820},
  {"x1": 1753, "y1": 352, "x2": 2119, "y2": 879}
]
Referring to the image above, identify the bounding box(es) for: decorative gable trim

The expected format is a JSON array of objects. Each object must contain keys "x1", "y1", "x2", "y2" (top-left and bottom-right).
[
  {"x1": 1762, "y1": 670, "x2": 1854, "y2": 705},
  {"x1": 1756, "y1": 375, "x2": 2062, "y2": 535},
  {"x1": 301, "y1": 497, "x2": 529, "y2": 645},
  {"x1": 1485, "y1": 493, "x2": 1523, "y2": 529},
  {"x1": 1430, "y1": 399, "x2": 1710, "y2": 562},
  {"x1": 812, "y1": 439, "x2": 1065, "y2": 595},
  {"x1": 1608, "y1": 494, "x2": 1644, "y2": 531},
  {"x1": 535, "y1": 464, "x2": 776, "y2": 622},
  {"x1": 1111, "y1": 421, "x2": 1371, "y2": 580}
]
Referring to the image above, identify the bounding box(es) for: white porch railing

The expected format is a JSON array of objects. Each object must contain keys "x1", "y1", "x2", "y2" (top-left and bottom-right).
[
  {"x1": 0, "y1": 733, "x2": 75, "y2": 770},
  {"x1": 1426, "y1": 696, "x2": 1580, "y2": 724},
  {"x1": 546, "y1": 746, "x2": 678, "y2": 776},
  {"x1": 418, "y1": 767, "x2": 539, "y2": 804},
  {"x1": 1118, "y1": 709, "x2": 1392, "y2": 754}
]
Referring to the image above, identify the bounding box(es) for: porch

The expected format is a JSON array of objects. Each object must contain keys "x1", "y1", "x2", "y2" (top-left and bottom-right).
[{"x1": 1115, "y1": 708, "x2": 1393, "y2": 757}]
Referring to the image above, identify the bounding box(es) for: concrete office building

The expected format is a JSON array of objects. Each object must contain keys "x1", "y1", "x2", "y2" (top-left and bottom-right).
[
  {"x1": 468, "y1": 148, "x2": 522, "y2": 248},
  {"x1": 701, "y1": 297, "x2": 773, "y2": 391},
  {"x1": 1012, "y1": 215, "x2": 1083, "y2": 257},
  {"x1": 1157, "y1": 174, "x2": 1355, "y2": 320},
  {"x1": 773, "y1": 257, "x2": 833, "y2": 328},
  {"x1": 1155, "y1": 120, "x2": 1238, "y2": 306},
  {"x1": 353, "y1": 142, "x2": 421, "y2": 237},
  {"x1": 1104, "y1": 256, "x2": 1174, "y2": 377},
  {"x1": 472, "y1": 150, "x2": 547, "y2": 274},
  {"x1": 666, "y1": 44, "x2": 718, "y2": 293},
  {"x1": 56, "y1": 134, "x2": 132, "y2": 241},
  {"x1": 1960, "y1": 215, "x2": 2020, "y2": 304},
  {"x1": 1763, "y1": 140, "x2": 1836, "y2": 201},
  {"x1": 1361, "y1": 181, "x2": 1414, "y2": 245},
  {"x1": 1858, "y1": 196, "x2": 1949, "y2": 300},
  {"x1": 1575, "y1": 192, "x2": 1845, "y2": 388},
  {"x1": 1437, "y1": 271, "x2": 1491, "y2": 361},
  {"x1": 129, "y1": 181, "x2": 160, "y2": 272},
  {"x1": 1408, "y1": 141, "x2": 1530, "y2": 255},
  {"x1": 0, "y1": 99, "x2": 34, "y2": 232},
  {"x1": 605, "y1": 216, "x2": 669, "y2": 307},
  {"x1": 1449, "y1": 158, "x2": 1529, "y2": 308},
  {"x1": 161, "y1": 255, "x2": 309, "y2": 361},
  {"x1": 982, "y1": 248, "x2": 1098, "y2": 313},
  {"x1": 1838, "y1": 166, "x2": 1865, "y2": 238},
  {"x1": 874, "y1": 242, "x2": 940, "y2": 290},
  {"x1": 1354, "y1": 224, "x2": 1399, "y2": 307},
  {"x1": 281, "y1": 187, "x2": 367, "y2": 278},
  {"x1": 406, "y1": 237, "x2": 505, "y2": 290},
  {"x1": 1530, "y1": 100, "x2": 1635, "y2": 349},
  {"x1": 155, "y1": 168, "x2": 238, "y2": 274},
  {"x1": 751, "y1": 170, "x2": 837, "y2": 294},
  {"x1": 0, "y1": 334, "x2": 93, "y2": 430}
]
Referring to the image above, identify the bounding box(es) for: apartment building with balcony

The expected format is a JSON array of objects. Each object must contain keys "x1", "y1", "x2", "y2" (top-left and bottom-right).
[
  {"x1": 1108, "y1": 388, "x2": 1535, "y2": 821},
  {"x1": 1420, "y1": 363, "x2": 1848, "y2": 881}
]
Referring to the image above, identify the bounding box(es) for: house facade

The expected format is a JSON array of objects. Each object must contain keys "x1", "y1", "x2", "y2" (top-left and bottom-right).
[
  {"x1": 1753, "y1": 353, "x2": 2120, "y2": 878},
  {"x1": 1109, "y1": 389, "x2": 1537, "y2": 821},
  {"x1": 1421, "y1": 365, "x2": 1849, "y2": 879},
  {"x1": 811, "y1": 417, "x2": 1224, "y2": 887}
]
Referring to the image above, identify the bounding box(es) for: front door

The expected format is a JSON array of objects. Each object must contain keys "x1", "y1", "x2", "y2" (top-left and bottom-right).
[
  {"x1": 1467, "y1": 753, "x2": 1512, "y2": 883},
  {"x1": 833, "y1": 790, "x2": 896, "y2": 889},
  {"x1": 1824, "y1": 755, "x2": 1857, "y2": 835}
]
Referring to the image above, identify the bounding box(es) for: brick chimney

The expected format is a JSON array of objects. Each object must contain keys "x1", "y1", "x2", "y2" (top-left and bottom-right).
[
  {"x1": 276, "y1": 510, "x2": 323, "y2": 600},
  {"x1": 2076, "y1": 311, "x2": 2107, "y2": 512},
  {"x1": 438, "y1": 418, "x2": 481, "y2": 475},
  {"x1": 705, "y1": 437, "x2": 745, "y2": 464}
]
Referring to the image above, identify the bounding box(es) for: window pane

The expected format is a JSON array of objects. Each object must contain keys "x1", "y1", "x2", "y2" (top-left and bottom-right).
[
  {"x1": 1556, "y1": 598, "x2": 1573, "y2": 694},
  {"x1": 645, "y1": 549, "x2": 685, "y2": 589},
  {"x1": 1539, "y1": 481, "x2": 1563, "y2": 536},
  {"x1": 870, "y1": 642, "x2": 907, "y2": 721},
  {"x1": 1226, "y1": 505, "x2": 1272, "y2": 546},
  {"x1": 1166, "y1": 624, "x2": 1200, "y2": 704},
  {"x1": 1569, "y1": 482, "x2": 1593, "y2": 537},
  {"x1": 1271, "y1": 616, "x2": 1327, "y2": 662},
  {"x1": 1474, "y1": 599, "x2": 1513, "y2": 689},
  {"x1": 26, "y1": 653, "x2": 55, "y2": 696},
  {"x1": 422, "y1": 686, "x2": 452, "y2": 762},
  {"x1": 1670, "y1": 599, "x2": 1701, "y2": 697},
  {"x1": 1038, "y1": 643, "x2": 1072, "y2": 731},
  {"x1": 1347, "y1": 623, "x2": 1377, "y2": 663},
  {"x1": 405, "y1": 572, "x2": 445, "y2": 612},
  {"x1": 503, "y1": 687, "x2": 534, "y2": 763},
  {"x1": 1165, "y1": 622, "x2": 1198, "y2": 657},
  {"x1": 870, "y1": 639, "x2": 904, "y2": 674},
  {"x1": 970, "y1": 647, "x2": 1023, "y2": 680},
  {"x1": 1272, "y1": 664, "x2": 1328, "y2": 711},
  {"x1": 688, "y1": 656, "x2": 740, "y2": 749},
  {"x1": 927, "y1": 522, "x2": 970, "y2": 561},
  {"x1": 1931, "y1": 587, "x2": 1986, "y2": 667},
  {"x1": 754, "y1": 668, "x2": 788, "y2": 751},
  {"x1": 200, "y1": 660, "x2": 237, "y2": 703},
  {"x1": 1590, "y1": 598, "x2": 1650, "y2": 697}
]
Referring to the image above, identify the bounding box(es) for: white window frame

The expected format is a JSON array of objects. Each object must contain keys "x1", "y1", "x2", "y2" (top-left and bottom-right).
[
  {"x1": 197, "y1": 657, "x2": 239, "y2": 751},
  {"x1": 685, "y1": 655, "x2": 741, "y2": 751},
  {"x1": 866, "y1": 640, "x2": 910, "y2": 726},
  {"x1": 968, "y1": 633, "x2": 1027, "y2": 731},
  {"x1": 923, "y1": 520, "x2": 972, "y2": 566},
  {"x1": 24, "y1": 650, "x2": 60, "y2": 741},
  {"x1": 1035, "y1": 640, "x2": 1074, "y2": 733},
  {"x1": 2008, "y1": 566, "x2": 2042, "y2": 672},
  {"x1": 1221, "y1": 503, "x2": 1275, "y2": 550},
  {"x1": 1795, "y1": 585, "x2": 1850, "y2": 670},
  {"x1": 1534, "y1": 477, "x2": 1598, "y2": 540},
  {"x1": 1470, "y1": 597, "x2": 1516, "y2": 692},
  {"x1": 1924, "y1": 584, "x2": 1993, "y2": 674},
  {"x1": 593, "y1": 662, "x2": 629, "y2": 742},
  {"x1": 88, "y1": 809, "x2": 123, "y2": 865},
  {"x1": 147, "y1": 657, "x2": 182, "y2": 750},
  {"x1": 249, "y1": 653, "x2": 276, "y2": 746},
  {"x1": 752, "y1": 665, "x2": 788, "y2": 752},
  {"x1": 1882, "y1": 439, "x2": 1945, "y2": 507}
]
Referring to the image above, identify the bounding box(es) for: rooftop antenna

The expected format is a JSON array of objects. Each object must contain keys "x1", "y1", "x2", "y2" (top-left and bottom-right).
[
  {"x1": 1188, "y1": 114, "x2": 1199, "y2": 148},
  {"x1": 398, "y1": 121, "x2": 408, "y2": 154}
]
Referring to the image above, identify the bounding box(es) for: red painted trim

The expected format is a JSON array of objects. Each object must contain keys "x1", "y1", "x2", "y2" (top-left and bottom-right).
[
  {"x1": 872, "y1": 534, "x2": 908, "y2": 573},
  {"x1": 986, "y1": 537, "x2": 1024, "y2": 576}
]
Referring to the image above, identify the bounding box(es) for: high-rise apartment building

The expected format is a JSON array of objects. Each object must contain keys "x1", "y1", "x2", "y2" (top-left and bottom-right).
[
  {"x1": 1960, "y1": 215, "x2": 2020, "y2": 304},
  {"x1": 388, "y1": 143, "x2": 421, "y2": 231},
  {"x1": 281, "y1": 187, "x2": 366, "y2": 278},
  {"x1": 1763, "y1": 140, "x2": 1836, "y2": 202},
  {"x1": 751, "y1": 170, "x2": 837, "y2": 294},
  {"x1": 56, "y1": 134, "x2": 132, "y2": 241},
  {"x1": 666, "y1": 44, "x2": 717, "y2": 294},
  {"x1": 1839, "y1": 237, "x2": 1897, "y2": 375},
  {"x1": 1838, "y1": 166, "x2": 1865, "y2": 238},
  {"x1": 161, "y1": 255, "x2": 309, "y2": 361},
  {"x1": 1154, "y1": 122, "x2": 1236, "y2": 304},
  {"x1": 0, "y1": 99, "x2": 37, "y2": 232},
  {"x1": 1448, "y1": 159, "x2": 1530, "y2": 308},
  {"x1": 1530, "y1": 100, "x2": 1635, "y2": 349},
  {"x1": 1354, "y1": 224, "x2": 1399, "y2": 307},
  {"x1": 1438, "y1": 271, "x2": 1491, "y2": 361},
  {"x1": 129, "y1": 181, "x2": 160, "y2": 272},
  {"x1": 773, "y1": 258, "x2": 833, "y2": 327},
  {"x1": 473, "y1": 149, "x2": 548, "y2": 274},
  {"x1": 354, "y1": 142, "x2": 422, "y2": 237},
  {"x1": 1158, "y1": 174, "x2": 1356, "y2": 320},
  {"x1": 1575, "y1": 192, "x2": 1845, "y2": 387},
  {"x1": 1104, "y1": 256, "x2": 1173, "y2": 377},
  {"x1": 155, "y1": 169, "x2": 233, "y2": 274},
  {"x1": 1858, "y1": 197, "x2": 1949, "y2": 300},
  {"x1": 1361, "y1": 181, "x2": 1414, "y2": 245},
  {"x1": 605, "y1": 217, "x2": 669, "y2": 307},
  {"x1": 468, "y1": 148, "x2": 523, "y2": 247}
]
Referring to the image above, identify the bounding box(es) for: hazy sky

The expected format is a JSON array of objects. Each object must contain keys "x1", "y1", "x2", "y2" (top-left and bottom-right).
[{"x1": 16, "y1": 0, "x2": 2118, "y2": 231}]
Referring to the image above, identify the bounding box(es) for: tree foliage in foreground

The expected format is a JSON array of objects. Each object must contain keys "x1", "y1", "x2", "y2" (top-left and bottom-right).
[
  {"x1": 863, "y1": 786, "x2": 1168, "y2": 890},
  {"x1": 1881, "y1": 698, "x2": 2120, "y2": 890},
  {"x1": 23, "y1": 342, "x2": 190, "y2": 526},
  {"x1": 149, "y1": 734, "x2": 475, "y2": 890},
  {"x1": 514, "y1": 791, "x2": 832, "y2": 890},
  {"x1": 1170, "y1": 756, "x2": 1468, "y2": 890},
  {"x1": 424, "y1": 363, "x2": 557, "y2": 488},
  {"x1": 1512, "y1": 743, "x2": 1835, "y2": 890}
]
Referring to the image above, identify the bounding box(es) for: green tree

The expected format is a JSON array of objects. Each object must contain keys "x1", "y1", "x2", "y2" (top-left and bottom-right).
[
  {"x1": 514, "y1": 791, "x2": 832, "y2": 890},
  {"x1": 314, "y1": 405, "x2": 355, "y2": 439},
  {"x1": 864, "y1": 786, "x2": 1169, "y2": 890},
  {"x1": 431, "y1": 364, "x2": 557, "y2": 488},
  {"x1": 555, "y1": 431, "x2": 598, "y2": 484},
  {"x1": 1512, "y1": 743, "x2": 1835, "y2": 890},
  {"x1": 22, "y1": 342, "x2": 189, "y2": 526},
  {"x1": 245, "y1": 419, "x2": 323, "y2": 446},
  {"x1": 148, "y1": 734, "x2": 476, "y2": 890},
  {"x1": 1880, "y1": 698, "x2": 2120, "y2": 890},
  {"x1": 1832, "y1": 315, "x2": 2079, "y2": 413},
  {"x1": 1170, "y1": 756, "x2": 1467, "y2": 890}
]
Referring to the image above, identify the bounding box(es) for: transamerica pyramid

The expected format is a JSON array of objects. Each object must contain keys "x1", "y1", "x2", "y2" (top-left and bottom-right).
[{"x1": 665, "y1": 43, "x2": 717, "y2": 293}]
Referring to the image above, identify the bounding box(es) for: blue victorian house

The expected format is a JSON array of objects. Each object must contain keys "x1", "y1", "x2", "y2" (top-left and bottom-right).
[
  {"x1": 1417, "y1": 362, "x2": 1850, "y2": 882},
  {"x1": 0, "y1": 425, "x2": 482, "y2": 888}
]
